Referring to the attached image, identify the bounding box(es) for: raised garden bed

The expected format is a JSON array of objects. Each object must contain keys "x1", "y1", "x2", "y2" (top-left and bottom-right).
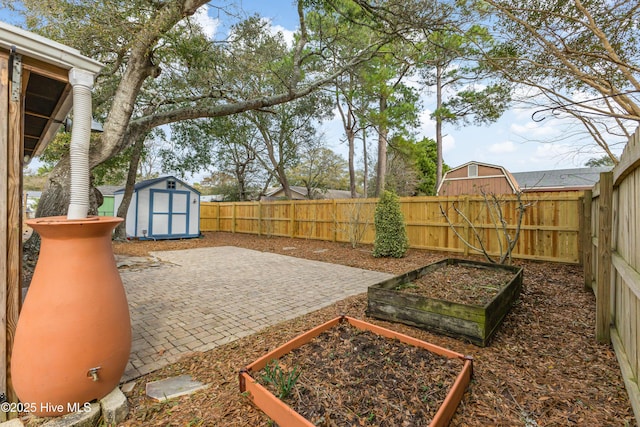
[
  {"x1": 367, "y1": 258, "x2": 523, "y2": 347},
  {"x1": 239, "y1": 315, "x2": 473, "y2": 426}
]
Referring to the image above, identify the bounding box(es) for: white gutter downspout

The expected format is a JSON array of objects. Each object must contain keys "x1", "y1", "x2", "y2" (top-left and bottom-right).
[{"x1": 67, "y1": 68, "x2": 95, "y2": 220}]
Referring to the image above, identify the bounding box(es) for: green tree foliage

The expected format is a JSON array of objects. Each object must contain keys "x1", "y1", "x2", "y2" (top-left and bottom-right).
[
  {"x1": 385, "y1": 136, "x2": 449, "y2": 196},
  {"x1": 166, "y1": 115, "x2": 267, "y2": 201},
  {"x1": 288, "y1": 147, "x2": 350, "y2": 198},
  {"x1": 362, "y1": 50, "x2": 421, "y2": 197},
  {"x1": 413, "y1": 137, "x2": 449, "y2": 195},
  {"x1": 306, "y1": 0, "x2": 452, "y2": 198},
  {"x1": 8, "y1": 0, "x2": 391, "y2": 219},
  {"x1": 247, "y1": 91, "x2": 334, "y2": 199},
  {"x1": 585, "y1": 155, "x2": 615, "y2": 168},
  {"x1": 373, "y1": 190, "x2": 409, "y2": 258}
]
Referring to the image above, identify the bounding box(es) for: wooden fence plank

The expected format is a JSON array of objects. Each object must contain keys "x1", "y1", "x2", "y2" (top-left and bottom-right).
[
  {"x1": 612, "y1": 326, "x2": 640, "y2": 422},
  {"x1": 0, "y1": 54, "x2": 9, "y2": 419},
  {"x1": 583, "y1": 190, "x2": 593, "y2": 290},
  {"x1": 200, "y1": 192, "x2": 584, "y2": 264},
  {"x1": 596, "y1": 171, "x2": 613, "y2": 343}
]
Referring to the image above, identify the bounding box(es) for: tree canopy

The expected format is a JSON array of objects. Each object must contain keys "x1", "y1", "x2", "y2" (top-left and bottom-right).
[
  {"x1": 469, "y1": 0, "x2": 640, "y2": 163},
  {"x1": 8, "y1": 0, "x2": 396, "y2": 216},
  {"x1": 8, "y1": 0, "x2": 637, "y2": 216}
]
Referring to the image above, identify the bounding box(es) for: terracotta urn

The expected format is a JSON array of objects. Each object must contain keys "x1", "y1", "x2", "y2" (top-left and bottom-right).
[{"x1": 12, "y1": 216, "x2": 131, "y2": 417}]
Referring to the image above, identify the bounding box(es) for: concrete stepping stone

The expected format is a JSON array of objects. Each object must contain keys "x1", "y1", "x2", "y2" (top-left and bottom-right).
[{"x1": 146, "y1": 375, "x2": 209, "y2": 402}]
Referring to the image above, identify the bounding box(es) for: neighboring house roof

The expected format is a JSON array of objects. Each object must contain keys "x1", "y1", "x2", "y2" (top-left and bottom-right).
[
  {"x1": 263, "y1": 186, "x2": 354, "y2": 200},
  {"x1": 263, "y1": 186, "x2": 306, "y2": 199},
  {"x1": 114, "y1": 176, "x2": 200, "y2": 195},
  {"x1": 200, "y1": 194, "x2": 225, "y2": 202},
  {"x1": 439, "y1": 161, "x2": 611, "y2": 195},
  {"x1": 25, "y1": 191, "x2": 42, "y2": 199},
  {"x1": 97, "y1": 185, "x2": 121, "y2": 196},
  {"x1": 512, "y1": 167, "x2": 612, "y2": 191}
]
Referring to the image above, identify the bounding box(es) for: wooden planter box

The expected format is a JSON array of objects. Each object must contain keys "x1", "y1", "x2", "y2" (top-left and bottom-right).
[
  {"x1": 367, "y1": 258, "x2": 524, "y2": 347},
  {"x1": 239, "y1": 316, "x2": 473, "y2": 427}
]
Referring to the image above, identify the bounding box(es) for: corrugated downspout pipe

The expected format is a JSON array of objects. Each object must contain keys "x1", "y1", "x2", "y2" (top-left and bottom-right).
[{"x1": 67, "y1": 68, "x2": 95, "y2": 220}]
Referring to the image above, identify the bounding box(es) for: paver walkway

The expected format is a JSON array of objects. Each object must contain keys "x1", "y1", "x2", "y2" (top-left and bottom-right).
[{"x1": 120, "y1": 246, "x2": 393, "y2": 381}]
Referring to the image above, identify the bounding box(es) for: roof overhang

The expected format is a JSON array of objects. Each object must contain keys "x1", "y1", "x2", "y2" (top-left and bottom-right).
[
  {"x1": 0, "y1": 22, "x2": 102, "y2": 74},
  {"x1": 0, "y1": 22, "x2": 103, "y2": 160}
]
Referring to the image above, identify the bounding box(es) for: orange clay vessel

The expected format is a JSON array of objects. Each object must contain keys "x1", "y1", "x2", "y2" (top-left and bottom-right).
[{"x1": 12, "y1": 216, "x2": 131, "y2": 417}]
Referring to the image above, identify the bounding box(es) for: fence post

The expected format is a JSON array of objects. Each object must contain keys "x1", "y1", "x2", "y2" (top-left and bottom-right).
[
  {"x1": 583, "y1": 190, "x2": 593, "y2": 290},
  {"x1": 463, "y1": 196, "x2": 470, "y2": 256},
  {"x1": 290, "y1": 200, "x2": 295, "y2": 238},
  {"x1": 333, "y1": 200, "x2": 338, "y2": 242},
  {"x1": 258, "y1": 201, "x2": 262, "y2": 236},
  {"x1": 596, "y1": 172, "x2": 613, "y2": 343},
  {"x1": 232, "y1": 203, "x2": 236, "y2": 233},
  {"x1": 216, "y1": 204, "x2": 220, "y2": 231}
]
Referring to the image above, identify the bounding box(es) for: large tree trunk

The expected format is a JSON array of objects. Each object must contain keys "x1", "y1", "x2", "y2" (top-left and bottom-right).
[
  {"x1": 34, "y1": 0, "x2": 204, "y2": 221},
  {"x1": 113, "y1": 136, "x2": 146, "y2": 240},
  {"x1": 35, "y1": 156, "x2": 72, "y2": 219},
  {"x1": 276, "y1": 164, "x2": 293, "y2": 199},
  {"x1": 25, "y1": 155, "x2": 102, "y2": 259},
  {"x1": 435, "y1": 63, "x2": 443, "y2": 193},
  {"x1": 375, "y1": 94, "x2": 388, "y2": 197},
  {"x1": 34, "y1": 156, "x2": 103, "y2": 220},
  {"x1": 347, "y1": 127, "x2": 357, "y2": 198},
  {"x1": 362, "y1": 128, "x2": 368, "y2": 198}
]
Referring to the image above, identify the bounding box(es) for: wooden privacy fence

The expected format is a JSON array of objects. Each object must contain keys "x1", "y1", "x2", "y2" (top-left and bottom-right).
[
  {"x1": 585, "y1": 127, "x2": 640, "y2": 422},
  {"x1": 201, "y1": 191, "x2": 584, "y2": 264}
]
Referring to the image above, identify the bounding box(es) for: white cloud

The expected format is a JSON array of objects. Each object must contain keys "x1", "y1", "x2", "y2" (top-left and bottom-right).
[
  {"x1": 416, "y1": 110, "x2": 436, "y2": 138},
  {"x1": 193, "y1": 5, "x2": 220, "y2": 39},
  {"x1": 488, "y1": 140, "x2": 516, "y2": 154},
  {"x1": 529, "y1": 143, "x2": 578, "y2": 166},
  {"x1": 271, "y1": 24, "x2": 295, "y2": 47},
  {"x1": 442, "y1": 135, "x2": 455, "y2": 153},
  {"x1": 510, "y1": 121, "x2": 557, "y2": 138}
]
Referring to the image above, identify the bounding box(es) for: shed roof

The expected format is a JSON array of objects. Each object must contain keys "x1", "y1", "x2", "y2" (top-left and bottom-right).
[
  {"x1": 114, "y1": 176, "x2": 200, "y2": 195},
  {"x1": 97, "y1": 185, "x2": 121, "y2": 196}
]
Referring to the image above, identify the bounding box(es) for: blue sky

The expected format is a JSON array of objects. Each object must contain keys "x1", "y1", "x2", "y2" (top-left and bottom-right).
[{"x1": 2, "y1": 2, "x2": 623, "y2": 175}]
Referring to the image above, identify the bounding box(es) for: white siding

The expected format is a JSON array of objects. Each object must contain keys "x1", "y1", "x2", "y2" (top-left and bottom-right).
[{"x1": 114, "y1": 177, "x2": 200, "y2": 239}]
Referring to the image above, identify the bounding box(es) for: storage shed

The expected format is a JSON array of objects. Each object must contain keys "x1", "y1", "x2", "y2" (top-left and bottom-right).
[
  {"x1": 437, "y1": 161, "x2": 521, "y2": 196},
  {"x1": 114, "y1": 176, "x2": 201, "y2": 240},
  {"x1": 97, "y1": 185, "x2": 120, "y2": 216}
]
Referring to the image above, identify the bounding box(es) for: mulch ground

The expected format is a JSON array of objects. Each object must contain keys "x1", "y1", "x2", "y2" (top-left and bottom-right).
[
  {"x1": 404, "y1": 263, "x2": 517, "y2": 306},
  {"x1": 109, "y1": 232, "x2": 635, "y2": 426},
  {"x1": 255, "y1": 321, "x2": 463, "y2": 426}
]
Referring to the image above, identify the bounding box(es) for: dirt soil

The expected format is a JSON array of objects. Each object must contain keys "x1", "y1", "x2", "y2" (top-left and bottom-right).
[
  {"x1": 402, "y1": 264, "x2": 517, "y2": 306},
  {"x1": 109, "y1": 232, "x2": 635, "y2": 426}
]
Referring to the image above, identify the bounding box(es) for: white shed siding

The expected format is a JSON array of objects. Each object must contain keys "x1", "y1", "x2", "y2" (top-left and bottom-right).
[
  {"x1": 138, "y1": 188, "x2": 151, "y2": 237},
  {"x1": 113, "y1": 176, "x2": 200, "y2": 239}
]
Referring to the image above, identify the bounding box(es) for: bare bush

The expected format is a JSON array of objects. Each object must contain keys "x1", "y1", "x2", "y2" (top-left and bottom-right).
[{"x1": 440, "y1": 192, "x2": 533, "y2": 264}]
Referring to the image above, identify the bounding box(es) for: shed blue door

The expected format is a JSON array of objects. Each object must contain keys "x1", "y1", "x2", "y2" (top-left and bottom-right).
[{"x1": 149, "y1": 190, "x2": 190, "y2": 238}]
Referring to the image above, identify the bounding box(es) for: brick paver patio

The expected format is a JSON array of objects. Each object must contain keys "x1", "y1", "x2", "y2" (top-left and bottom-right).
[{"x1": 120, "y1": 246, "x2": 393, "y2": 381}]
